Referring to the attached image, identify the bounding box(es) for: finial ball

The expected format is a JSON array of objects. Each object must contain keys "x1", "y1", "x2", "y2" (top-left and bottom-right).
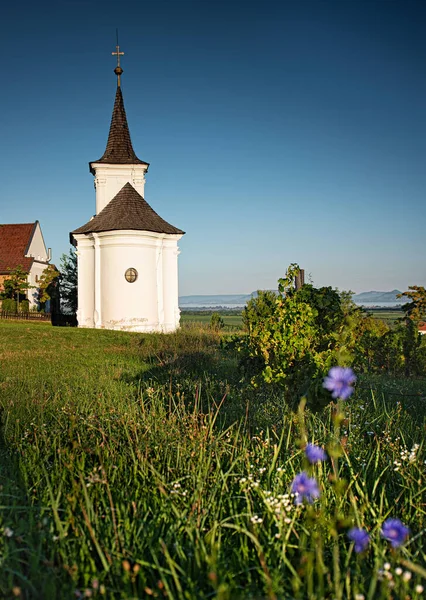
[{"x1": 114, "y1": 66, "x2": 123, "y2": 77}]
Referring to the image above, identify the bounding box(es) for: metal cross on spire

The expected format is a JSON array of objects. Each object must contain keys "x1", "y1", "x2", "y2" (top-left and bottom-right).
[{"x1": 112, "y1": 30, "x2": 124, "y2": 86}]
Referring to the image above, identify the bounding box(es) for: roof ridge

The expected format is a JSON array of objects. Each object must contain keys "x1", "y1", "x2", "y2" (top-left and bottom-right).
[{"x1": 0, "y1": 222, "x2": 37, "y2": 227}]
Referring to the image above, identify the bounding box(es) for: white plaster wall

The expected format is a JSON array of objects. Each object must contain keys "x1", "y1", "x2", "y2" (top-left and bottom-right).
[
  {"x1": 162, "y1": 240, "x2": 180, "y2": 331},
  {"x1": 74, "y1": 235, "x2": 95, "y2": 327},
  {"x1": 28, "y1": 262, "x2": 50, "y2": 307},
  {"x1": 91, "y1": 164, "x2": 148, "y2": 214},
  {"x1": 24, "y1": 223, "x2": 50, "y2": 307},
  {"x1": 26, "y1": 222, "x2": 48, "y2": 262},
  {"x1": 97, "y1": 231, "x2": 158, "y2": 330},
  {"x1": 76, "y1": 230, "x2": 182, "y2": 333}
]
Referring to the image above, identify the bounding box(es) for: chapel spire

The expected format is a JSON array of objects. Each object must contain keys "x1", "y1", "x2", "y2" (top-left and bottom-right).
[
  {"x1": 112, "y1": 38, "x2": 124, "y2": 87},
  {"x1": 89, "y1": 43, "x2": 148, "y2": 174}
]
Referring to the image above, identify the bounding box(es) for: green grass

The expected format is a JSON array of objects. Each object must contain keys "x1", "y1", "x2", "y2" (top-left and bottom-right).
[
  {"x1": 0, "y1": 321, "x2": 425, "y2": 599},
  {"x1": 366, "y1": 309, "x2": 403, "y2": 326},
  {"x1": 180, "y1": 312, "x2": 243, "y2": 329}
]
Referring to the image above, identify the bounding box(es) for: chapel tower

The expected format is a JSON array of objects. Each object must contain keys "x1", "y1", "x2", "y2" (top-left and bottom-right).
[{"x1": 71, "y1": 45, "x2": 184, "y2": 332}]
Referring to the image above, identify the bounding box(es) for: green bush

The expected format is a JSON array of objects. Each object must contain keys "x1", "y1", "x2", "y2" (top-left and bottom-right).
[
  {"x1": 20, "y1": 299, "x2": 29, "y2": 313},
  {"x1": 240, "y1": 264, "x2": 348, "y2": 409},
  {"x1": 2, "y1": 298, "x2": 17, "y2": 313},
  {"x1": 210, "y1": 312, "x2": 225, "y2": 331},
  {"x1": 242, "y1": 289, "x2": 277, "y2": 333}
]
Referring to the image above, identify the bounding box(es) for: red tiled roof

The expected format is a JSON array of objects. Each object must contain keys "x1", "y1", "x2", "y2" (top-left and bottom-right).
[
  {"x1": 0, "y1": 223, "x2": 36, "y2": 274},
  {"x1": 419, "y1": 323, "x2": 426, "y2": 332}
]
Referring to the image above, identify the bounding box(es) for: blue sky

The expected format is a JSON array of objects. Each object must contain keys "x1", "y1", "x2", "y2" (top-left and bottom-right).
[{"x1": 1, "y1": 0, "x2": 425, "y2": 295}]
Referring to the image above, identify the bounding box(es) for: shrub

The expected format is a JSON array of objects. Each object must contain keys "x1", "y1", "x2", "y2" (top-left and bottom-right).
[
  {"x1": 240, "y1": 264, "x2": 349, "y2": 409},
  {"x1": 210, "y1": 312, "x2": 225, "y2": 331},
  {"x1": 2, "y1": 298, "x2": 17, "y2": 313},
  {"x1": 20, "y1": 299, "x2": 30, "y2": 313},
  {"x1": 242, "y1": 289, "x2": 277, "y2": 332}
]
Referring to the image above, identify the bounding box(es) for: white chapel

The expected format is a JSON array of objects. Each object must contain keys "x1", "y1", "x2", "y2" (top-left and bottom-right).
[{"x1": 71, "y1": 47, "x2": 184, "y2": 332}]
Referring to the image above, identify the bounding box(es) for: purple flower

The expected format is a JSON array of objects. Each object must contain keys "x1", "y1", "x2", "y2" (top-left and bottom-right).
[
  {"x1": 348, "y1": 527, "x2": 370, "y2": 553},
  {"x1": 305, "y1": 443, "x2": 327, "y2": 464},
  {"x1": 381, "y1": 518, "x2": 410, "y2": 548},
  {"x1": 323, "y1": 367, "x2": 356, "y2": 400},
  {"x1": 291, "y1": 472, "x2": 320, "y2": 504}
]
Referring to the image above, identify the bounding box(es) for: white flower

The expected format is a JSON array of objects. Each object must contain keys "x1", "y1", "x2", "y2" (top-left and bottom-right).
[
  {"x1": 250, "y1": 515, "x2": 263, "y2": 524},
  {"x1": 402, "y1": 571, "x2": 412, "y2": 582},
  {"x1": 3, "y1": 527, "x2": 13, "y2": 537},
  {"x1": 415, "y1": 584, "x2": 424, "y2": 594},
  {"x1": 395, "y1": 567, "x2": 403, "y2": 576}
]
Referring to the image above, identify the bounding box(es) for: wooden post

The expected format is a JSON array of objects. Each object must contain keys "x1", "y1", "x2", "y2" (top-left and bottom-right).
[{"x1": 295, "y1": 269, "x2": 305, "y2": 291}]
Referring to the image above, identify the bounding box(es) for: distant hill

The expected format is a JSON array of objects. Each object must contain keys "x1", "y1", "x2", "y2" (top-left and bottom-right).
[
  {"x1": 352, "y1": 290, "x2": 402, "y2": 303},
  {"x1": 179, "y1": 290, "x2": 404, "y2": 308}
]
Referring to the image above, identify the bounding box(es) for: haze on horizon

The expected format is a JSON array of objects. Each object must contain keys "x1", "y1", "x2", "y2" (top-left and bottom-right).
[{"x1": 1, "y1": 0, "x2": 425, "y2": 296}]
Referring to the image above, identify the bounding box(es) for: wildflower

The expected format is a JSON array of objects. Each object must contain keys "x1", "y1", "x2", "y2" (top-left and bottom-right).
[
  {"x1": 250, "y1": 515, "x2": 263, "y2": 524},
  {"x1": 3, "y1": 527, "x2": 14, "y2": 537},
  {"x1": 395, "y1": 567, "x2": 403, "y2": 576},
  {"x1": 323, "y1": 366, "x2": 356, "y2": 400},
  {"x1": 291, "y1": 472, "x2": 320, "y2": 504},
  {"x1": 347, "y1": 527, "x2": 370, "y2": 553},
  {"x1": 305, "y1": 443, "x2": 327, "y2": 463},
  {"x1": 381, "y1": 518, "x2": 410, "y2": 548},
  {"x1": 415, "y1": 585, "x2": 424, "y2": 594},
  {"x1": 355, "y1": 595, "x2": 365, "y2": 600},
  {"x1": 402, "y1": 571, "x2": 412, "y2": 582}
]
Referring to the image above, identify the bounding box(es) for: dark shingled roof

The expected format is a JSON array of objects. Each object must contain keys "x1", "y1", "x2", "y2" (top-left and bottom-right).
[
  {"x1": 71, "y1": 183, "x2": 185, "y2": 239},
  {"x1": 89, "y1": 86, "x2": 149, "y2": 174},
  {"x1": 0, "y1": 223, "x2": 36, "y2": 274}
]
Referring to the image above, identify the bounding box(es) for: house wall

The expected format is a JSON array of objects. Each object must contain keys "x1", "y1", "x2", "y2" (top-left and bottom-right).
[
  {"x1": 162, "y1": 239, "x2": 181, "y2": 332},
  {"x1": 75, "y1": 230, "x2": 182, "y2": 332},
  {"x1": 75, "y1": 235, "x2": 95, "y2": 327},
  {"x1": 26, "y1": 223, "x2": 49, "y2": 262},
  {"x1": 28, "y1": 262, "x2": 50, "y2": 307},
  {"x1": 26, "y1": 223, "x2": 50, "y2": 307},
  {"x1": 91, "y1": 164, "x2": 149, "y2": 214}
]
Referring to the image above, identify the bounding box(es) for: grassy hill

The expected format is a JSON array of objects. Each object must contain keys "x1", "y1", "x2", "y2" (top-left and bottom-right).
[{"x1": 0, "y1": 321, "x2": 425, "y2": 599}]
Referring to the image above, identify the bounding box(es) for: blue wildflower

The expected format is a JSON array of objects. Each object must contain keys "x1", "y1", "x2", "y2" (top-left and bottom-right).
[
  {"x1": 305, "y1": 443, "x2": 327, "y2": 464},
  {"x1": 381, "y1": 518, "x2": 410, "y2": 548},
  {"x1": 323, "y1": 366, "x2": 356, "y2": 400},
  {"x1": 291, "y1": 472, "x2": 320, "y2": 504},
  {"x1": 347, "y1": 527, "x2": 370, "y2": 553}
]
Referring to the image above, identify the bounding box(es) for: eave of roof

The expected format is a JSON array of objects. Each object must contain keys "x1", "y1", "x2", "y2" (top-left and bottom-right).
[{"x1": 71, "y1": 182, "x2": 184, "y2": 240}]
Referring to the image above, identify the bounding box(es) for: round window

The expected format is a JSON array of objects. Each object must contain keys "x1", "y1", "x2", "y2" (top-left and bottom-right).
[{"x1": 125, "y1": 268, "x2": 138, "y2": 283}]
